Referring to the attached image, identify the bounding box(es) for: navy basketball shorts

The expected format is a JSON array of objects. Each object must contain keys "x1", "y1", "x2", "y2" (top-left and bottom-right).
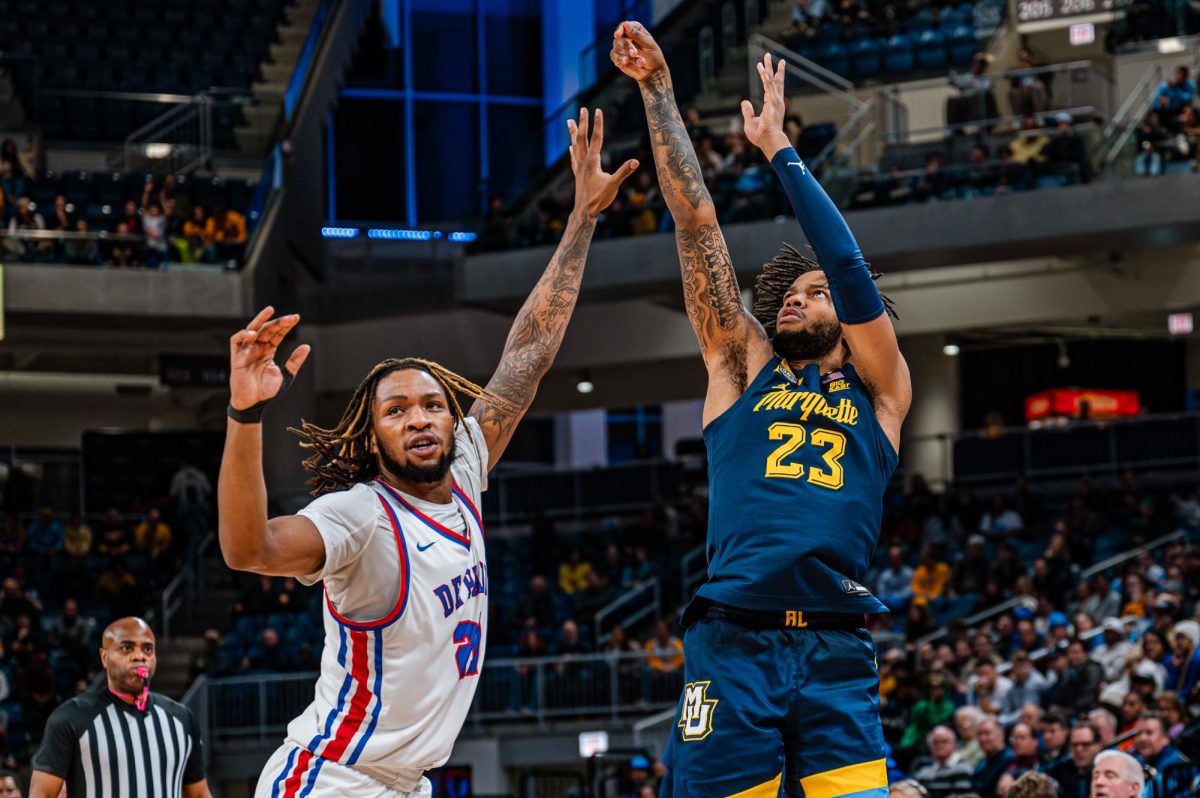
[{"x1": 658, "y1": 615, "x2": 887, "y2": 798}]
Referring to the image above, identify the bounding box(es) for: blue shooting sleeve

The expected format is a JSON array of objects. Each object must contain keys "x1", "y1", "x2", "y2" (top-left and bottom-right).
[{"x1": 769, "y1": 146, "x2": 885, "y2": 324}]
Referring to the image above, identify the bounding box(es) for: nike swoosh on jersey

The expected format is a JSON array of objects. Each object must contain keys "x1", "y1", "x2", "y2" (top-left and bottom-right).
[{"x1": 417, "y1": 541, "x2": 437, "y2": 552}]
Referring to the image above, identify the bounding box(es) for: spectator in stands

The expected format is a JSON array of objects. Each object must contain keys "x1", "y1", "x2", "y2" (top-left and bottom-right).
[
  {"x1": 1003, "y1": 723, "x2": 1041, "y2": 778},
  {"x1": 1009, "y1": 116, "x2": 1050, "y2": 170},
  {"x1": 912, "y1": 724, "x2": 975, "y2": 798},
  {"x1": 1117, "y1": 690, "x2": 1149, "y2": 750},
  {"x1": 63, "y1": 219, "x2": 101, "y2": 266},
  {"x1": 1134, "y1": 712, "x2": 1186, "y2": 773},
  {"x1": 1007, "y1": 771, "x2": 1057, "y2": 798},
  {"x1": 602, "y1": 623, "x2": 641, "y2": 661},
  {"x1": 1048, "y1": 721, "x2": 1102, "y2": 798},
  {"x1": 906, "y1": 601, "x2": 938, "y2": 643},
  {"x1": 1008, "y1": 49, "x2": 1051, "y2": 117},
  {"x1": 1121, "y1": 572, "x2": 1149, "y2": 618},
  {"x1": 969, "y1": 660, "x2": 1013, "y2": 718},
  {"x1": 558, "y1": 547, "x2": 593, "y2": 595},
  {"x1": 682, "y1": 107, "x2": 709, "y2": 143},
  {"x1": 244, "y1": 627, "x2": 289, "y2": 672},
  {"x1": 0, "y1": 138, "x2": 33, "y2": 221},
  {"x1": 48, "y1": 597, "x2": 92, "y2": 671},
  {"x1": 913, "y1": 545, "x2": 951, "y2": 605},
  {"x1": 877, "y1": 545, "x2": 915, "y2": 612},
  {"x1": 980, "y1": 497, "x2": 1024, "y2": 537},
  {"x1": 955, "y1": 705, "x2": 987, "y2": 768},
  {"x1": 3, "y1": 197, "x2": 51, "y2": 262},
  {"x1": 183, "y1": 204, "x2": 214, "y2": 262},
  {"x1": 1092, "y1": 617, "x2": 1134, "y2": 682},
  {"x1": 1001, "y1": 652, "x2": 1048, "y2": 726},
  {"x1": 1039, "y1": 711, "x2": 1070, "y2": 769},
  {"x1": 209, "y1": 203, "x2": 247, "y2": 265},
  {"x1": 1079, "y1": 573, "x2": 1121, "y2": 621},
  {"x1": 972, "y1": 716, "x2": 1013, "y2": 797},
  {"x1": 1135, "y1": 111, "x2": 1171, "y2": 176},
  {"x1": 914, "y1": 153, "x2": 948, "y2": 202},
  {"x1": 1044, "y1": 113, "x2": 1092, "y2": 184},
  {"x1": 96, "y1": 509, "x2": 131, "y2": 555},
  {"x1": 15, "y1": 649, "x2": 56, "y2": 733},
  {"x1": 141, "y1": 202, "x2": 168, "y2": 268},
  {"x1": 94, "y1": 556, "x2": 138, "y2": 617},
  {"x1": 190, "y1": 628, "x2": 227, "y2": 679},
  {"x1": 47, "y1": 194, "x2": 73, "y2": 246},
  {"x1": 134, "y1": 507, "x2": 172, "y2": 570},
  {"x1": 1086, "y1": 708, "x2": 1118, "y2": 746},
  {"x1": 902, "y1": 673, "x2": 957, "y2": 750},
  {"x1": 517, "y1": 575, "x2": 557, "y2": 629},
  {"x1": 8, "y1": 612, "x2": 45, "y2": 661},
  {"x1": 949, "y1": 53, "x2": 998, "y2": 130},
  {"x1": 1164, "y1": 619, "x2": 1200, "y2": 695},
  {"x1": 644, "y1": 618, "x2": 684, "y2": 678},
  {"x1": 951, "y1": 535, "x2": 990, "y2": 596},
  {"x1": 234, "y1": 575, "x2": 278, "y2": 619},
  {"x1": 1059, "y1": 639, "x2": 1106, "y2": 715},
  {"x1": 107, "y1": 221, "x2": 140, "y2": 268},
  {"x1": 1090, "y1": 749, "x2": 1144, "y2": 798},
  {"x1": 0, "y1": 770, "x2": 20, "y2": 798},
  {"x1": 964, "y1": 146, "x2": 998, "y2": 196},
  {"x1": 24, "y1": 508, "x2": 63, "y2": 556},
  {"x1": 557, "y1": 619, "x2": 591, "y2": 659},
  {"x1": 62, "y1": 517, "x2": 92, "y2": 557},
  {"x1": 116, "y1": 199, "x2": 142, "y2": 235},
  {"x1": 0, "y1": 577, "x2": 39, "y2": 626},
  {"x1": 1152, "y1": 66, "x2": 1197, "y2": 129},
  {"x1": 792, "y1": 0, "x2": 831, "y2": 30}
]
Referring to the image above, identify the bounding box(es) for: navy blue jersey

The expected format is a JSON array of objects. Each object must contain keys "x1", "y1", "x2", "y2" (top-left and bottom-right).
[{"x1": 697, "y1": 356, "x2": 897, "y2": 614}]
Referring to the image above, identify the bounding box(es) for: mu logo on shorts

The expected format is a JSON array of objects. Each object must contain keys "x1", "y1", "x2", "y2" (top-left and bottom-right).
[{"x1": 678, "y1": 680, "x2": 718, "y2": 741}]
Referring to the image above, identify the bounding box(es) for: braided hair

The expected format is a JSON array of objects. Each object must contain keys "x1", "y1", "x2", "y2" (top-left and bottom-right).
[
  {"x1": 290, "y1": 357, "x2": 514, "y2": 496},
  {"x1": 751, "y1": 242, "x2": 897, "y2": 337}
]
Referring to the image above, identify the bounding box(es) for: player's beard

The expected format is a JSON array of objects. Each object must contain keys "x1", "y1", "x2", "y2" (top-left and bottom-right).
[
  {"x1": 379, "y1": 437, "x2": 459, "y2": 483},
  {"x1": 773, "y1": 319, "x2": 843, "y2": 361}
]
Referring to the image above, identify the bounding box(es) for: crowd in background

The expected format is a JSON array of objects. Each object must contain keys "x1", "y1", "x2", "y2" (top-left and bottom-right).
[
  {"x1": 0, "y1": 139, "x2": 249, "y2": 268},
  {"x1": 0, "y1": 461, "x2": 214, "y2": 773}
]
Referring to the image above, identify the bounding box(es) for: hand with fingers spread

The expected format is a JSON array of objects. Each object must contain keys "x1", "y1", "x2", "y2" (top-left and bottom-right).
[
  {"x1": 567, "y1": 107, "x2": 640, "y2": 218},
  {"x1": 227, "y1": 306, "x2": 311, "y2": 422},
  {"x1": 610, "y1": 20, "x2": 666, "y2": 83},
  {"x1": 741, "y1": 53, "x2": 792, "y2": 159}
]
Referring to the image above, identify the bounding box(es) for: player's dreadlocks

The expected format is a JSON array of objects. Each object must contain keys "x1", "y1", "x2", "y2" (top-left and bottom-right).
[
  {"x1": 751, "y1": 242, "x2": 897, "y2": 337},
  {"x1": 290, "y1": 357, "x2": 514, "y2": 496}
]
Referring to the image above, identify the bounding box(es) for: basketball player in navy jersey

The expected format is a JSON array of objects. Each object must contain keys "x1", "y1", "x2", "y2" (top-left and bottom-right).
[{"x1": 613, "y1": 25, "x2": 910, "y2": 798}]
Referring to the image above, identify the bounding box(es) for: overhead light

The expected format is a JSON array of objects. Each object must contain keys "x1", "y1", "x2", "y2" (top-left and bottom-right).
[
  {"x1": 942, "y1": 343, "x2": 960, "y2": 356},
  {"x1": 576, "y1": 373, "x2": 594, "y2": 394}
]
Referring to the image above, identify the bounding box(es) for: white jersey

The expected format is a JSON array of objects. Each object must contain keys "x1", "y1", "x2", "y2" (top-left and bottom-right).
[{"x1": 271, "y1": 418, "x2": 489, "y2": 795}]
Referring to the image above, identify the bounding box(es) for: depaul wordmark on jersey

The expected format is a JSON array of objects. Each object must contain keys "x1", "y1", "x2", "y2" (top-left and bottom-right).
[{"x1": 433, "y1": 564, "x2": 488, "y2": 618}]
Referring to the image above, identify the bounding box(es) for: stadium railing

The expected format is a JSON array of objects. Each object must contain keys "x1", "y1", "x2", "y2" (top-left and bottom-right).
[
  {"x1": 914, "y1": 528, "x2": 1188, "y2": 647},
  {"x1": 595, "y1": 578, "x2": 661, "y2": 646},
  {"x1": 183, "y1": 650, "x2": 685, "y2": 746}
]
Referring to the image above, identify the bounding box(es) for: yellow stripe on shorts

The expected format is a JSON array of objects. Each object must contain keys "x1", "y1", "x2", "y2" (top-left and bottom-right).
[
  {"x1": 799, "y1": 758, "x2": 888, "y2": 798},
  {"x1": 724, "y1": 772, "x2": 782, "y2": 798}
]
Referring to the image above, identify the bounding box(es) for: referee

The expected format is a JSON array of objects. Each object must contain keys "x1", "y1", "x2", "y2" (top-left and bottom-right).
[{"x1": 28, "y1": 617, "x2": 211, "y2": 798}]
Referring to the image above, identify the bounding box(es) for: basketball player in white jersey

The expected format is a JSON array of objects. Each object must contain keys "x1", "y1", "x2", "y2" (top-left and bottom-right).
[{"x1": 218, "y1": 108, "x2": 637, "y2": 798}]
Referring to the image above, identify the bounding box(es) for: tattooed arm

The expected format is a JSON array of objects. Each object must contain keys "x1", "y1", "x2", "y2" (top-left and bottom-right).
[
  {"x1": 469, "y1": 108, "x2": 638, "y2": 466},
  {"x1": 612, "y1": 22, "x2": 772, "y2": 424}
]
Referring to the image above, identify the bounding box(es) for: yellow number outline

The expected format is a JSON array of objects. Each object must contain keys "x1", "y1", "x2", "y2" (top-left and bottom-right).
[
  {"x1": 764, "y1": 424, "x2": 847, "y2": 490},
  {"x1": 765, "y1": 422, "x2": 806, "y2": 478}
]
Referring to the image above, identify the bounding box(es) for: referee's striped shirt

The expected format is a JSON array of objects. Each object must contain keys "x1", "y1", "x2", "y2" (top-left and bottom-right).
[{"x1": 31, "y1": 686, "x2": 205, "y2": 797}]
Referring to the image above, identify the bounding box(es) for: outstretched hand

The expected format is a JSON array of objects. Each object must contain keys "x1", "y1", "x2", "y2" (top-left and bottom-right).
[
  {"x1": 568, "y1": 107, "x2": 639, "y2": 217},
  {"x1": 741, "y1": 53, "x2": 791, "y2": 155},
  {"x1": 228, "y1": 307, "x2": 310, "y2": 412},
  {"x1": 610, "y1": 21, "x2": 666, "y2": 83}
]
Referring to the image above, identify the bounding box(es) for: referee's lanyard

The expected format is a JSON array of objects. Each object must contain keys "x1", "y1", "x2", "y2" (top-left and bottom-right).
[{"x1": 110, "y1": 666, "x2": 150, "y2": 712}]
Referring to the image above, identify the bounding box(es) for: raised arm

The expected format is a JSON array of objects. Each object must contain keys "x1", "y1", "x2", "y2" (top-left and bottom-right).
[
  {"x1": 218, "y1": 307, "x2": 325, "y2": 577},
  {"x1": 744, "y1": 54, "x2": 911, "y2": 449},
  {"x1": 469, "y1": 108, "x2": 637, "y2": 465},
  {"x1": 611, "y1": 22, "x2": 772, "y2": 419}
]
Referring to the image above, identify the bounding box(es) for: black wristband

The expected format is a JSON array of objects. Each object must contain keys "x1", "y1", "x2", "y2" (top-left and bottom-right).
[{"x1": 227, "y1": 366, "x2": 296, "y2": 424}]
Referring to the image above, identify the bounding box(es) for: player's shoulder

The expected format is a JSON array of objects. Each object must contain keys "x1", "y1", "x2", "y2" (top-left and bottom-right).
[{"x1": 301, "y1": 481, "x2": 381, "y2": 515}]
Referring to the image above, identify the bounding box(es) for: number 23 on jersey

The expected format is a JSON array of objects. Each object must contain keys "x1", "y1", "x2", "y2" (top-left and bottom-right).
[{"x1": 764, "y1": 423, "x2": 847, "y2": 489}]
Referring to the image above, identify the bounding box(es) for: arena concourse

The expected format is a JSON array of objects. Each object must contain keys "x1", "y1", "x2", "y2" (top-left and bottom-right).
[{"x1": 0, "y1": 0, "x2": 1199, "y2": 796}]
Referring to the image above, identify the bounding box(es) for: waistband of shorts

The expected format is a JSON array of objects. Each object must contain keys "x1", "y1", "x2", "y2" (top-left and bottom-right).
[{"x1": 703, "y1": 603, "x2": 866, "y2": 631}]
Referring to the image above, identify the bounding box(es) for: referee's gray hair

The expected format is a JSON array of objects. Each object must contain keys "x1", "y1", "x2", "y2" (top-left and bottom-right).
[{"x1": 1093, "y1": 750, "x2": 1144, "y2": 793}]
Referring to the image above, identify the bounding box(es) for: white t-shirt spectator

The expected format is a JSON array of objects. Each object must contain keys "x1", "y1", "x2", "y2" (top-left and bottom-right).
[
  {"x1": 875, "y1": 564, "x2": 915, "y2": 600},
  {"x1": 979, "y1": 508, "x2": 1023, "y2": 535}
]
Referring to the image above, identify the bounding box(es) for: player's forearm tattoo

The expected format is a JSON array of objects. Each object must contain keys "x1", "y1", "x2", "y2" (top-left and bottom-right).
[
  {"x1": 470, "y1": 214, "x2": 597, "y2": 439},
  {"x1": 639, "y1": 72, "x2": 710, "y2": 211},
  {"x1": 677, "y1": 223, "x2": 751, "y2": 393}
]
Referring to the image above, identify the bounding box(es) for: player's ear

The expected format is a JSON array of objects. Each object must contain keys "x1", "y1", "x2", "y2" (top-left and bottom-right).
[{"x1": 367, "y1": 432, "x2": 377, "y2": 455}]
